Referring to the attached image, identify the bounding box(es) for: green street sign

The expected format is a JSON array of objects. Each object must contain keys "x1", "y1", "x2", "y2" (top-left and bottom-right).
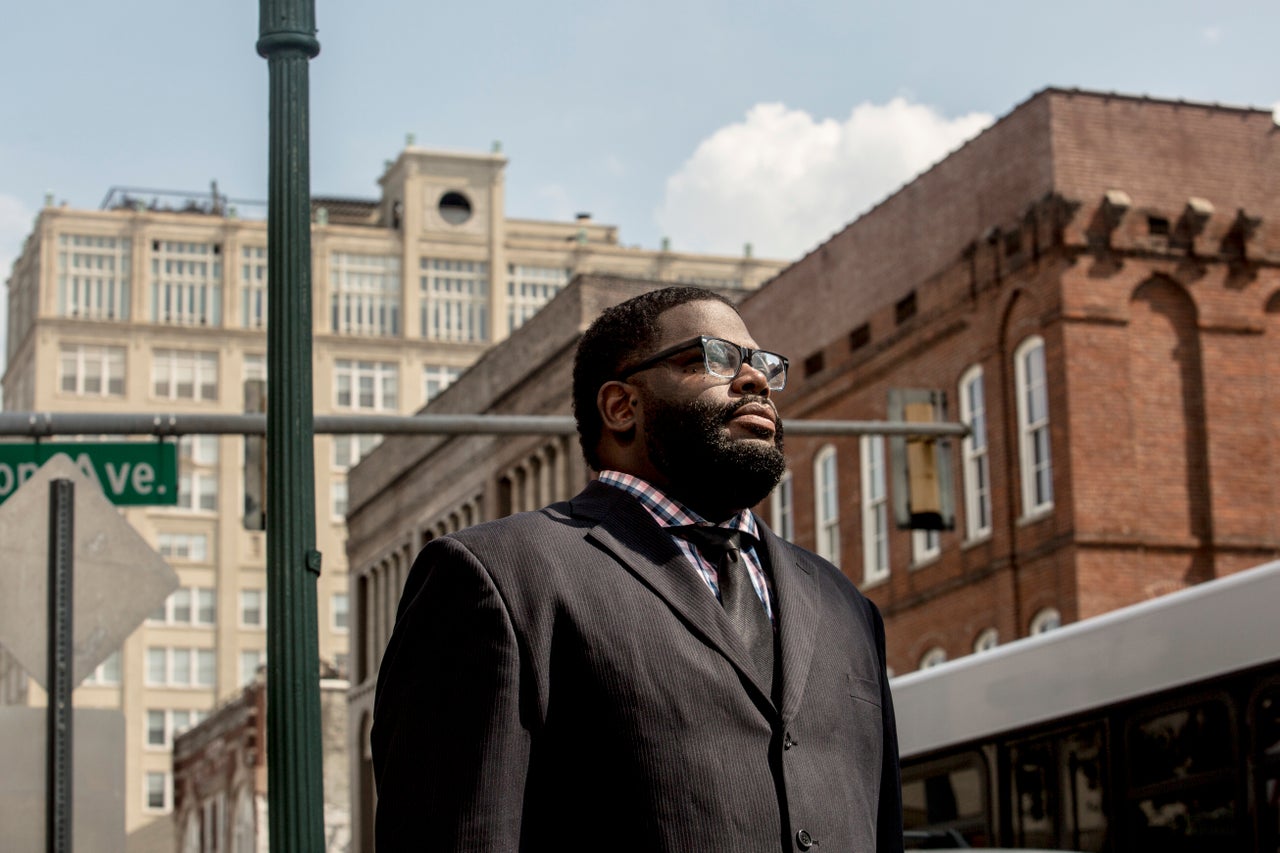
[{"x1": 0, "y1": 442, "x2": 178, "y2": 506}]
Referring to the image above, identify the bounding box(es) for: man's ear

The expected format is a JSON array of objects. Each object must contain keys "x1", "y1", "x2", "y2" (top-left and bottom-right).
[{"x1": 597, "y1": 380, "x2": 639, "y2": 433}]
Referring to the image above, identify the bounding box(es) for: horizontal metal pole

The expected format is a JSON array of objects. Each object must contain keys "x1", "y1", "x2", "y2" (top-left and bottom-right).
[
  {"x1": 0, "y1": 412, "x2": 968, "y2": 438},
  {"x1": 786, "y1": 420, "x2": 967, "y2": 437}
]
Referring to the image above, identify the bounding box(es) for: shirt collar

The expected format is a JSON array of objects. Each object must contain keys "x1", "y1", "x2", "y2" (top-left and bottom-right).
[{"x1": 597, "y1": 470, "x2": 759, "y2": 538}]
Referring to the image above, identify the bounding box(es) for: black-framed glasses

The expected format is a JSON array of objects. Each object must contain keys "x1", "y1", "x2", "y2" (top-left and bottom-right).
[{"x1": 617, "y1": 335, "x2": 789, "y2": 390}]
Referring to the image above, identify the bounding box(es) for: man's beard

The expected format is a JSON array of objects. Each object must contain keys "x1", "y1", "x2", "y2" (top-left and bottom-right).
[{"x1": 644, "y1": 393, "x2": 786, "y2": 518}]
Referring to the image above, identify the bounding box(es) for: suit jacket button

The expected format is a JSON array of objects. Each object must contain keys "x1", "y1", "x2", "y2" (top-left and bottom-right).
[{"x1": 796, "y1": 829, "x2": 814, "y2": 850}]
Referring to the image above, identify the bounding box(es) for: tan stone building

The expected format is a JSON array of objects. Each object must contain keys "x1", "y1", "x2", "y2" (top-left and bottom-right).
[{"x1": 0, "y1": 145, "x2": 783, "y2": 850}]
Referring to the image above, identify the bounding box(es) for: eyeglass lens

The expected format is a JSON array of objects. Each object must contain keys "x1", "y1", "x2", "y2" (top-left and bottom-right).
[{"x1": 704, "y1": 338, "x2": 786, "y2": 389}]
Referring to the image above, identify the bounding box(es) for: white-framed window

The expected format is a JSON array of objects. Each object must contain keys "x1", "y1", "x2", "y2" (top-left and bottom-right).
[
  {"x1": 769, "y1": 470, "x2": 794, "y2": 542},
  {"x1": 911, "y1": 529, "x2": 940, "y2": 565},
  {"x1": 422, "y1": 364, "x2": 462, "y2": 406},
  {"x1": 148, "y1": 587, "x2": 216, "y2": 626},
  {"x1": 506, "y1": 264, "x2": 569, "y2": 331},
  {"x1": 145, "y1": 709, "x2": 207, "y2": 749},
  {"x1": 153, "y1": 349, "x2": 218, "y2": 401},
  {"x1": 1014, "y1": 336, "x2": 1053, "y2": 517},
  {"x1": 919, "y1": 647, "x2": 948, "y2": 670},
  {"x1": 196, "y1": 589, "x2": 215, "y2": 625},
  {"x1": 331, "y1": 592, "x2": 349, "y2": 632},
  {"x1": 56, "y1": 233, "x2": 131, "y2": 321},
  {"x1": 156, "y1": 532, "x2": 210, "y2": 562},
  {"x1": 180, "y1": 435, "x2": 219, "y2": 466},
  {"x1": 239, "y1": 650, "x2": 265, "y2": 686},
  {"x1": 243, "y1": 353, "x2": 266, "y2": 387},
  {"x1": 420, "y1": 258, "x2": 489, "y2": 342},
  {"x1": 328, "y1": 443, "x2": 352, "y2": 516},
  {"x1": 145, "y1": 647, "x2": 216, "y2": 688},
  {"x1": 330, "y1": 252, "x2": 401, "y2": 336},
  {"x1": 332, "y1": 434, "x2": 382, "y2": 470},
  {"x1": 334, "y1": 359, "x2": 398, "y2": 411},
  {"x1": 150, "y1": 240, "x2": 223, "y2": 326},
  {"x1": 144, "y1": 771, "x2": 171, "y2": 813},
  {"x1": 1030, "y1": 607, "x2": 1062, "y2": 635},
  {"x1": 861, "y1": 435, "x2": 889, "y2": 584},
  {"x1": 959, "y1": 365, "x2": 992, "y2": 540},
  {"x1": 813, "y1": 446, "x2": 840, "y2": 565},
  {"x1": 239, "y1": 589, "x2": 264, "y2": 628},
  {"x1": 82, "y1": 650, "x2": 122, "y2": 686},
  {"x1": 59, "y1": 343, "x2": 126, "y2": 397},
  {"x1": 240, "y1": 245, "x2": 267, "y2": 329},
  {"x1": 331, "y1": 478, "x2": 348, "y2": 519},
  {"x1": 973, "y1": 628, "x2": 999, "y2": 653},
  {"x1": 177, "y1": 472, "x2": 218, "y2": 512},
  {"x1": 175, "y1": 436, "x2": 219, "y2": 513}
]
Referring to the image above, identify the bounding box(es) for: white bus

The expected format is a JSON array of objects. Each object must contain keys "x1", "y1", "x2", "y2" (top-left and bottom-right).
[{"x1": 890, "y1": 560, "x2": 1280, "y2": 851}]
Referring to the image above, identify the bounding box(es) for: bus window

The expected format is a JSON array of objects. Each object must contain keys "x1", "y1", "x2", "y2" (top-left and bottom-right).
[
  {"x1": 1124, "y1": 696, "x2": 1238, "y2": 850},
  {"x1": 1007, "y1": 723, "x2": 1107, "y2": 851},
  {"x1": 1253, "y1": 684, "x2": 1280, "y2": 853},
  {"x1": 901, "y1": 752, "x2": 990, "y2": 846}
]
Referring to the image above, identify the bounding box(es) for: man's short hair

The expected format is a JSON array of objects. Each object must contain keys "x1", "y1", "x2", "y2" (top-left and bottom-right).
[{"x1": 573, "y1": 286, "x2": 735, "y2": 470}]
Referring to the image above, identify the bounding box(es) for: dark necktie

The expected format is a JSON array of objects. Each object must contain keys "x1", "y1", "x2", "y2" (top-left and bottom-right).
[{"x1": 674, "y1": 526, "x2": 775, "y2": 692}]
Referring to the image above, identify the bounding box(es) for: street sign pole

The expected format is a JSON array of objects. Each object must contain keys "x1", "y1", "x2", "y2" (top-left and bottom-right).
[
  {"x1": 47, "y1": 479, "x2": 74, "y2": 853},
  {"x1": 256, "y1": 3, "x2": 324, "y2": 850}
]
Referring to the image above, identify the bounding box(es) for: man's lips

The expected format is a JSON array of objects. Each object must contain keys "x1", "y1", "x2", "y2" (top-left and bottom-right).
[{"x1": 727, "y1": 403, "x2": 777, "y2": 437}]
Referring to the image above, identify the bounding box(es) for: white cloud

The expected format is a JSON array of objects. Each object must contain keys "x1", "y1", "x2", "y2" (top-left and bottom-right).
[
  {"x1": 1203, "y1": 26, "x2": 1224, "y2": 45},
  {"x1": 655, "y1": 99, "x2": 993, "y2": 259},
  {"x1": 0, "y1": 193, "x2": 36, "y2": 389},
  {"x1": 1272, "y1": 100, "x2": 1280, "y2": 125}
]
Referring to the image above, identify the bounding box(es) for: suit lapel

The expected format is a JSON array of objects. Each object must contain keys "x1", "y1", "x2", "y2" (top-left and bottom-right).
[
  {"x1": 757, "y1": 523, "x2": 822, "y2": 722},
  {"x1": 572, "y1": 482, "x2": 773, "y2": 705}
]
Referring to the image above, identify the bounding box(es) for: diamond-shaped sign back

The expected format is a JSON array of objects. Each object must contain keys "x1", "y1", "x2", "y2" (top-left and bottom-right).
[{"x1": 0, "y1": 454, "x2": 178, "y2": 689}]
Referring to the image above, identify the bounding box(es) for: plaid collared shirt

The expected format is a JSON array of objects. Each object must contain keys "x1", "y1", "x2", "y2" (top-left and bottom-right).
[{"x1": 598, "y1": 470, "x2": 776, "y2": 625}]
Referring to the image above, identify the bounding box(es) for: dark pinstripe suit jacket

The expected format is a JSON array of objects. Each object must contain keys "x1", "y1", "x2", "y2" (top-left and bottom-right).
[{"x1": 372, "y1": 480, "x2": 903, "y2": 852}]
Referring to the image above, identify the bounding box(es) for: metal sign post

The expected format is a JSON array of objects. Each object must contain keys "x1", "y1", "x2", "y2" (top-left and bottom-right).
[
  {"x1": 47, "y1": 479, "x2": 74, "y2": 853},
  {"x1": 0, "y1": 456, "x2": 174, "y2": 851}
]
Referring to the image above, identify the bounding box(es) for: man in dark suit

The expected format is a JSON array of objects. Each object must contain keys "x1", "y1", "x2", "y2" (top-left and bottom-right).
[{"x1": 372, "y1": 286, "x2": 903, "y2": 852}]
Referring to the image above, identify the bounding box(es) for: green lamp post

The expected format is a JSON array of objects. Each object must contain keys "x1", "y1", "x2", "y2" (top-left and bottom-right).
[{"x1": 256, "y1": 2, "x2": 324, "y2": 849}]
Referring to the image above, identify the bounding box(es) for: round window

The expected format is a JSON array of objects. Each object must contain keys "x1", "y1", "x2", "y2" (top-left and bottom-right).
[{"x1": 438, "y1": 191, "x2": 472, "y2": 225}]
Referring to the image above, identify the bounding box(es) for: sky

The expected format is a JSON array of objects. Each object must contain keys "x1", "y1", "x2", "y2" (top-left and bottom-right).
[{"x1": 3, "y1": 1, "x2": 1279, "y2": 372}]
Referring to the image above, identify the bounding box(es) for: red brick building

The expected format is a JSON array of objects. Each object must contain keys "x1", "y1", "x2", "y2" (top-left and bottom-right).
[
  {"x1": 738, "y1": 88, "x2": 1280, "y2": 674},
  {"x1": 172, "y1": 672, "x2": 349, "y2": 852}
]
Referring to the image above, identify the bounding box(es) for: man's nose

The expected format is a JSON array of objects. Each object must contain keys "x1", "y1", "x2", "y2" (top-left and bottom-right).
[{"x1": 732, "y1": 361, "x2": 771, "y2": 396}]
